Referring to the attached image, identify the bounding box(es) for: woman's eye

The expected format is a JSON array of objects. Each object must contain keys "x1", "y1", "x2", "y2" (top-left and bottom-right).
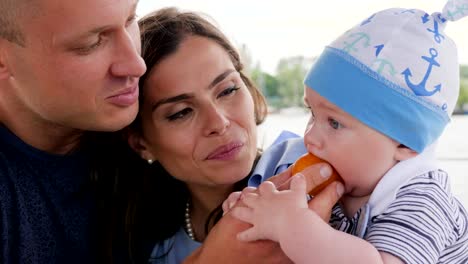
[
  {"x1": 328, "y1": 118, "x2": 343, "y2": 129},
  {"x1": 167, "y1": 108, "x2": 192, "y2": 121},
  {"x1": 218, "y1": 86, "x2": 240, "y2": 98}
]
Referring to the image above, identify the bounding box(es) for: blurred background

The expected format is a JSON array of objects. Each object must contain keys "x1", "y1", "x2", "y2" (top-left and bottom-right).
[{"x1": 137, "y1": 0, "x2": 468, "y2": 206}]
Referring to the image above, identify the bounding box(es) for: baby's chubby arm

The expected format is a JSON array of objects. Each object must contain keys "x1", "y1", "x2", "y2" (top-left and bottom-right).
[
  {"x1": 231, "y1": 174, "x2": 310, "y2": 242},
  {"x1": 184, "y1": 163, "x2": 343, "y2": 264},
  {"x1": 231, "y1": 174, "x2": 404, "y2": 264},
  {"x1": 224, "y1": 164, "x2": 342, "y2": 221}
]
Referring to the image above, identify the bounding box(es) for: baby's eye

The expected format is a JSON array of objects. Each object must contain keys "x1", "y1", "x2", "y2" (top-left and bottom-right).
[
  {"x1": 305, "y1": 106, "x2": 314, "y2": 117},
  {"x1": 328, "y1": 118, "x2": 343, "y2": 129}
]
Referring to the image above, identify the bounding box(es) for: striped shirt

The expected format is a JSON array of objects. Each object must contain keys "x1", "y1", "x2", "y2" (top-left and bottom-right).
[
  {"x1": 331, "y1": 170, "x2": 468, "y2": 263},
  {"x1": 252, "y1": 134, "x2": 468, "y2": 263}
]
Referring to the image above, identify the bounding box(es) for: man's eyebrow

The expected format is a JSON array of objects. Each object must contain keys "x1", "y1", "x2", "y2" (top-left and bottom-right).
[
  {"x1": 151, "y1": 69, "x2": 237, "y2": 112},
  {"x1": 73, "y1": 1, "x2": 140, "y2": 39}
]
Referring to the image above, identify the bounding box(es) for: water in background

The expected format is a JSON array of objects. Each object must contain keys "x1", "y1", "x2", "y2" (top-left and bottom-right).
[{"x1": 257, "y1": 109, "x2": 468, "y2": 207}]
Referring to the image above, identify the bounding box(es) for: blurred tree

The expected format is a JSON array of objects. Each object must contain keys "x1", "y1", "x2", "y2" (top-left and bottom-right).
[
  {"x1": 250, "y1": 63, "x2": 281, "y2": 107},
  {"x1": 239, "y1": 45, "x2": 468, "y2": 113},
  {"x1": 238, "y1": 43, "x2": 283, "y2": 109},
  {"x1": 455, "y1": 65, "x2": 468, "y2": 113},
  {"x1": 460, "y1": 65, "x2": 468, "y2": 79},
  {"x1": 238, "y1": 43, "x2": 253, "y2": 74},
  {"x1": 456, "y1": 78, "x2": 468, "y2": 113},
  {"x1": 275, "y1": 56, "x2": 315, "y2": 107}
]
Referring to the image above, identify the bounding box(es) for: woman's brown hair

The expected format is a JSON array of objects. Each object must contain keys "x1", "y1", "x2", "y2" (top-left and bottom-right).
[{"x1": 121, "y1": 7, "x2": 268, "y2": 262}]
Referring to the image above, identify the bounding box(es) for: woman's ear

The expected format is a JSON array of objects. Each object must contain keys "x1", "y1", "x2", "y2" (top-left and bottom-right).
[
  {"x1": 127, "y1": 131, "x2": 156, "y2": 162},
  {"x1": 395, "y1": 144, "x2": 418, "y2": 161}
]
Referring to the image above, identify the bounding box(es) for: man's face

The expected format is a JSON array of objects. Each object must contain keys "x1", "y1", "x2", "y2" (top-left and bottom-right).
[{"x1": 2, "y1": 0, "x2": 146, "y2": 131}]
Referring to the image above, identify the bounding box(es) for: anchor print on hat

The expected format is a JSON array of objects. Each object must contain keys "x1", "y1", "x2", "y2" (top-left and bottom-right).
[{"x1": 304, "y1": 0, "x2": 468, "y2": 153}]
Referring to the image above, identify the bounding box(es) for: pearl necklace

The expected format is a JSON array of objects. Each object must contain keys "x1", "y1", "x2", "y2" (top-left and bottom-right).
[{"x1": 184, "y1": 201, "x2": 196, "y2": 241}]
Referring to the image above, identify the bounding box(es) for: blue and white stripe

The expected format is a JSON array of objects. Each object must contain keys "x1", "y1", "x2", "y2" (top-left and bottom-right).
[{"x1": 331, "y1": 170, "x2": 468, "y2": 263}]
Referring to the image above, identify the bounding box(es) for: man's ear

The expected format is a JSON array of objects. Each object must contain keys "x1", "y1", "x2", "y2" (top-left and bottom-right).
[
  {"x1": 127, "y1": 130, "x2": 156, "y2": 162},
  {"x1": 0, "y1": 40, "x2": 12, "y2": 80},
  {"x1": 395, "y1": 144, "x2": 418, "y2": 161}
]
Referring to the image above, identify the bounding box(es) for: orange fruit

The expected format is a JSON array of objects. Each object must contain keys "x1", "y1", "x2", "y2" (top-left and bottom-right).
[{"x1": 291, "y1": 153, "x2": 342, "y2": 196}]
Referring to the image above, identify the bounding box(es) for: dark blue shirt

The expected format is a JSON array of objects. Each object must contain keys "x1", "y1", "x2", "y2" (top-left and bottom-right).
[{"x1": 0, "y1": 126, "x2": 96, "y2": 263}]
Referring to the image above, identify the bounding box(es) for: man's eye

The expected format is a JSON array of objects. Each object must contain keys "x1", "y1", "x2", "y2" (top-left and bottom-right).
[
  {"x1": 75, "y1": 38, "x2": 103, "y2": 55},
  {"x1": 167, "y1": 108, "x2": 192, "y2": 121},
  {"x1": 126, "y1": 14, "x2": 138, "y2": 26},
  {"x1": 328, "y1": 118, "x2": 343, "y2": 129},
  {"x1": 218, "y1": 86, "x2": 239, "y2": 98}
]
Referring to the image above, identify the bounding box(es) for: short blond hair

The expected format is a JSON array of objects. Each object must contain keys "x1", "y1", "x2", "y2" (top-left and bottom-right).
[{"x1": 0, "y1": 0, "x2": 29, "y2": 45}]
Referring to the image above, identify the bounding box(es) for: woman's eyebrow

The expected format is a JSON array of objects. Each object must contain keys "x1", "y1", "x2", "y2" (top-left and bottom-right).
[
  {"x1": 152, "y1": 93, "x2": 194, "y2": 112},
  {"x1": 151, "y1": 69, "x2": 237, "y2": 112},
  {"x1": 208, "y1": 69, "x2": 236, "y2": 89}
]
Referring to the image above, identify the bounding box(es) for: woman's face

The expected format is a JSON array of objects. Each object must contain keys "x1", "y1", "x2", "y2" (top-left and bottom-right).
[{"x1": 136, "y1": 36, "x2": 258, "y2": 188}]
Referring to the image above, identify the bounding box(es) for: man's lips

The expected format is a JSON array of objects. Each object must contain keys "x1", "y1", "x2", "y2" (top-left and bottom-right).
[
  {"x1": 106, "y1": 85, "x2": 139, "y2": 107},
  {"x1": 206, "y1": 141, "x2": 244, "y2": 160}
]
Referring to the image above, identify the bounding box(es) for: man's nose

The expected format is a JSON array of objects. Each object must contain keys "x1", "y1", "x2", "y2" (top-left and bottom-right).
[{"x1": 110, "y1": 29, "x2": 147, "y2": 78}]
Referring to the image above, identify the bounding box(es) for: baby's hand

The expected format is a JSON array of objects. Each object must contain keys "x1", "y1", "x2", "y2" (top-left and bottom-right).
[
  {"x1": 230, "y1": 174, "x2": 309, "y2": 242},
  {"x1": 222, "y1": 187, "x2": 257, "y2": 215}
]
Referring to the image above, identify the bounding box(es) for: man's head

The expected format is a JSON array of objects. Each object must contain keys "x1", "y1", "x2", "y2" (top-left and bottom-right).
[
  {"x1": 0, "y1": 0, "x2": 26, "y2": 44},
  {"x1": 0, "y1": 0, "x2": 19, "y2": 44},
  {"x1": 0, "y1": 0, "x2": 146, "y2": 135}
]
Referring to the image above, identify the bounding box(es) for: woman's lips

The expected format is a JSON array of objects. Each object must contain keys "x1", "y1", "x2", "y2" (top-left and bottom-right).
[{"x1": 206, "y1": 142, "x2": 244, "y2": 160}]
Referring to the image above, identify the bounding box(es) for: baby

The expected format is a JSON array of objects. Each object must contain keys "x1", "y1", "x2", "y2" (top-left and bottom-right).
[{"x1": 227, "y1": 0, "x2": 468, "y2": 263}]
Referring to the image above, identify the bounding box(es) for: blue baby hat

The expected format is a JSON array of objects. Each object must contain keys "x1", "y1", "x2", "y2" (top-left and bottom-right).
[{"x1": 304, "y1": 0, "x2": 468, "y2": 153}]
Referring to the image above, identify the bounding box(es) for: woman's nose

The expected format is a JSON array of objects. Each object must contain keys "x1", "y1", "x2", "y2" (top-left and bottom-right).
[{"x1": 203, "y1": 105, "x2": 230, "y2": 136}]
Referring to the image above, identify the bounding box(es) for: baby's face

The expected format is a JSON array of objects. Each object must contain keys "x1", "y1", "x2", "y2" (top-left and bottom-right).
[{"x1": 303, "y1": 87, "x2": 401, "y2": 198}]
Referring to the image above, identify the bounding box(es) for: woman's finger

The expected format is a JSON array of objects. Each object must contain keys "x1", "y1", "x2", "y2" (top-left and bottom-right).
[
  {"x1": 276, "y1": 163, "x2": 331, "y2": 192},
  {"x1": 265, "y1": 166, "x2": 292, "y2": 188},
  {"x1": 308, "y1": 181, "x2": 344, "y2": 221}
]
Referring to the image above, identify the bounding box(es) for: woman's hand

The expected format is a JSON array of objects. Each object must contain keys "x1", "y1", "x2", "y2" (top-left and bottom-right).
[
  {"x1": 222, "y1": 188, "x2": 255, "y2": 215},
  {"x1": 184, "y1": 163, "x2": 343, "y2": 264},
  {"x1": 272, "y1": 164, "x2": 344, "y2": 221},
  {"x1": 231, "y1": 174, "x2": 311, "y2": 242}
]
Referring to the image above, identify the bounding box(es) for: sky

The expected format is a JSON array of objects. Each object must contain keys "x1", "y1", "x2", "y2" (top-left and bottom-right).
[{"x1": 137, "y1": 0, "x2": 468, "y2": 74}]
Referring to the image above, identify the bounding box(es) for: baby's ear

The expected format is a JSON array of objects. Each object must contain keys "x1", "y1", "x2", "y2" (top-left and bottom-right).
[{"x1": 394, "y1": 144, "x2": 418, "y2": 161}]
